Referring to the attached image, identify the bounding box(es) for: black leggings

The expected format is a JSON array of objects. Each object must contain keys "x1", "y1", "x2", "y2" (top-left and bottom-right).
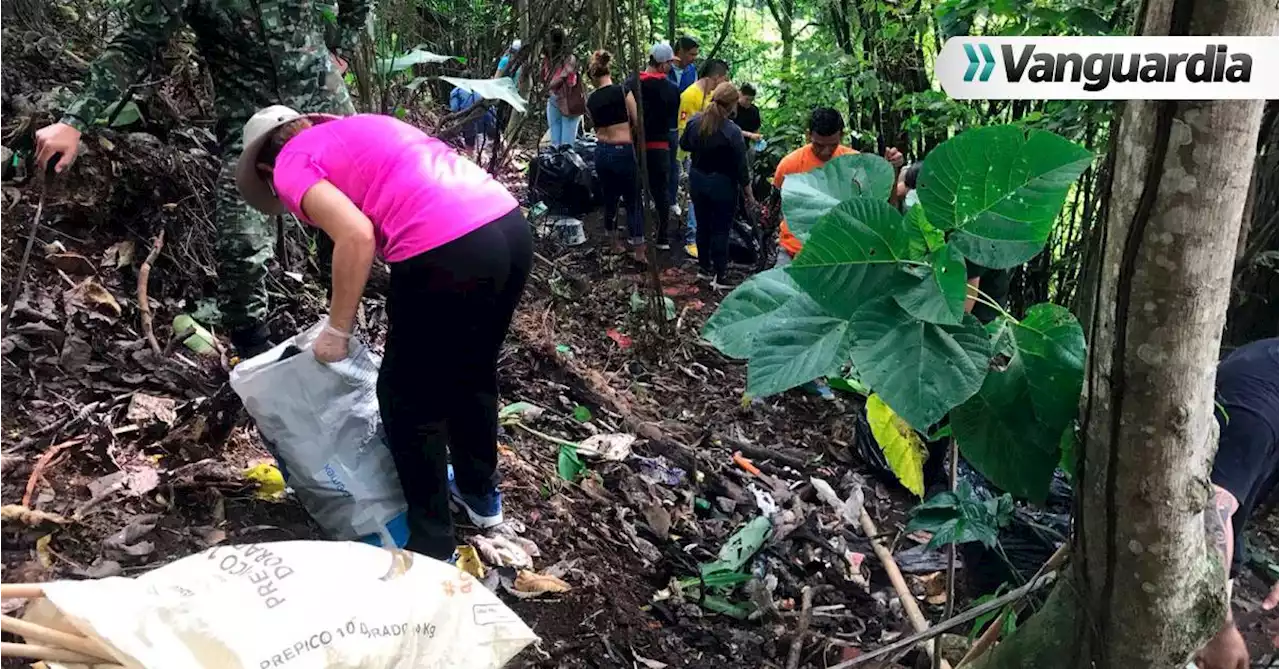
[
  {"x1": 690, "y1": 169, "x2": 736, "y2": 279},
  {"x1": 643, "y1": 147, "x2": 672, "y2": 244},
  {"x1": 377, "y1": 207, "x2": 532, "y2": 559}
]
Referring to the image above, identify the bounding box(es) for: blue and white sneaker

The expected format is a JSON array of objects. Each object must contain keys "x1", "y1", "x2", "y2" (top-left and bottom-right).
[{"x1": 447, "y1": 464, "x2": 504, "y2": 528}]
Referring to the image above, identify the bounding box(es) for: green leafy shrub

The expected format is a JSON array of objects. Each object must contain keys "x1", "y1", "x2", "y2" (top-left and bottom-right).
[{"x1": 702, "y1": 124, "x2": 1092, "y2": 501}]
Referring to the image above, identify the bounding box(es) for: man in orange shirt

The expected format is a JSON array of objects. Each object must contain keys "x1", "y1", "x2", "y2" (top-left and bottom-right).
[{"x1": 771, "y1": 108, "x2": 904, "y2": 266}]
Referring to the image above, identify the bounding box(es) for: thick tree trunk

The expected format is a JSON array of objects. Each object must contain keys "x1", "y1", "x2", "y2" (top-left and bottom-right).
[{"x1": 977, "y1": 0, "x2": 1274, "y2": 667}]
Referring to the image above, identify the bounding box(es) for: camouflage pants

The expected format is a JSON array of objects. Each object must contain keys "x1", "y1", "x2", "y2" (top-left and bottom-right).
[{"x1": 214, "y1": 71, "x2": 355, "y2": 333}]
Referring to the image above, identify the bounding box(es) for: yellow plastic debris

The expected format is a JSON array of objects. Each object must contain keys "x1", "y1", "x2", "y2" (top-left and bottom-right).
[
  {"x1": 454, "y1": 545, "x2": 485, "y2": 579},
  {"x1": 243, "y1": 462, "x2": 286, "y2": 500}
]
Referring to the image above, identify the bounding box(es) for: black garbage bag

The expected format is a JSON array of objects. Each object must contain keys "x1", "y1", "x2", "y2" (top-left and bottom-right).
[
  {"x1": 528, "y1": 145, "x2": 596, "y2": 217},
  {"x1": 728, "y1": 208, "x2": 760, "y2": 266},
  {"x1": 851, "y1": 410, "x2": 1072, "y2": 594}
]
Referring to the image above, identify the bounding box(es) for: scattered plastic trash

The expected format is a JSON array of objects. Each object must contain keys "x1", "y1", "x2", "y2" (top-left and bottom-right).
[
  {"x1": 606, "y1": 328, "x2": 633, "y2": 349},
  {"x1": 576, "y1": 433, "x2": 636, "y2": 461},
  {"x1": 243, "y1": 462, "x2": 286, "y2": 500},
  {"x1": 633, "y1": 455, "x2": 686, "y2": 487},
  {"x1": 172, "y1": 314, "x2": 217, "y2": 356},
  {"x1": 547, "y1": 216, "x2": 586, "y2": 246}
]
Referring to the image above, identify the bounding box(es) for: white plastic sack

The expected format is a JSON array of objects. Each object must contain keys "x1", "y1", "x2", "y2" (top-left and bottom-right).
[
  {"x1": 26, "y1": 540, "x2": 538, "y2": 668},
  {"x1": 229, "y1": 321, "x2": 407, "y2": 544}
]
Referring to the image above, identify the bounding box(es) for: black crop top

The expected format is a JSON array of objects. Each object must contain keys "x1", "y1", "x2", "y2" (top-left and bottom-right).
[{"x1": 587, "y1": 84, "x2": 628, "y2": 128}]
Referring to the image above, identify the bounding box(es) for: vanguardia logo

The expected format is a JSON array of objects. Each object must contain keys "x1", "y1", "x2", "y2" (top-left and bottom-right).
[
  {"x1": 937, "y1": 37, "x2": 1277, "y2": 101},
  {"x1": 963, "y1": 44, "x2": 997, "y2": 82}
]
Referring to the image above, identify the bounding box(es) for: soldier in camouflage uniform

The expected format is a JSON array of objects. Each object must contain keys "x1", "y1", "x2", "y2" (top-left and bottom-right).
[{"x1": 35, "y1": 0, "x2": 372, "y2": 356}]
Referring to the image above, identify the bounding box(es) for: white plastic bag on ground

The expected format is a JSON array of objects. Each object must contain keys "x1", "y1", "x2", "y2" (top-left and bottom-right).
[
  {"x1": 26, "y1": 540, "x2": 538, "y2": 668},
  {"x1": 229, "y1": 321, "x2": 407, "y2": 545}
]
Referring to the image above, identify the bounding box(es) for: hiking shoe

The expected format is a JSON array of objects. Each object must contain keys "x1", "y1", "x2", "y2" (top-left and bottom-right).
[
  {"x1": 447, "y1": 464, "x2": 504, "y2": 528},
  {"x1": 685, "y1": 243, "x2": 699, "y2": 259}
]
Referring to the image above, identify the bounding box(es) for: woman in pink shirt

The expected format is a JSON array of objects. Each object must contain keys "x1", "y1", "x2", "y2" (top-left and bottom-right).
[{"x1": 235, "y1": 106, "x2": 532, "y2": 561}]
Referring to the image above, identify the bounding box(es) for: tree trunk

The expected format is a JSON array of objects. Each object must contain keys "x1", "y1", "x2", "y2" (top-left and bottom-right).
[
  {"x1": 667, "y1": 0, "x2": 676, "y2": 42},
  {"x1": 976, "y1": 0, "x2": 1274, "y2": 667},
  {"x1": 706, "y1": 0, "x2": 734, "y2": 60}
]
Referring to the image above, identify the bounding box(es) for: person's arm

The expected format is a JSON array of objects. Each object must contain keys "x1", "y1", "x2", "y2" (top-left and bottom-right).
[
  {"x1": 730, "y1": 126, "x2": 751, "y2": 197},
  {"x1": 1197, "y1": 484, "x2": 1248, "y2": 669},
  {"x1": 37, "y1": 0, "x2": 187, "y2": 171},
  {"x1": 298, "y1": 180, "x2": 376, "y2": 360},
  {"x1": 625, "y1": 91, "x2": 640, "y2": 137}
]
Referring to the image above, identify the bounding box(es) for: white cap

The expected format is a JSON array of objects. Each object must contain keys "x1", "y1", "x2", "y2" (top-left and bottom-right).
[{"x1": 234, "y1": 105, "x2": 337, "y2": 215}]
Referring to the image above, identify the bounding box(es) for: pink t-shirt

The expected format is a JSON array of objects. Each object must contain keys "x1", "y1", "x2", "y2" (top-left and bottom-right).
[{"x1": 271, "y1": 114, "x2": 518, "y2": 263}]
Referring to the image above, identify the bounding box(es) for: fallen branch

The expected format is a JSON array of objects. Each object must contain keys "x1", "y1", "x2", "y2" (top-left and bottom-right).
[
  {"x1": 138, "y1": 231, "x2": 166, "y2": 357},
  {"x1": 955, "y1": 543, "x2": 1070, "y2": 667},
  {"x1": 786, "y1": 584, "x2": 833, "y2": 669},
  {"x1": 858, "y1": 508, "x2": 952, "y2": 669},
  {"x1": 0, "y1": 614, "x2": 116, "y2": 663},
  {"x1": 829, "y1": 570, "x2": 1060, "y2": 669},
  {"x1": 23, "y1": 437, "x2": 85, "y2": 506},
  {"x1": 1, "y1": 169, "x2": 53, "y2": 325}
]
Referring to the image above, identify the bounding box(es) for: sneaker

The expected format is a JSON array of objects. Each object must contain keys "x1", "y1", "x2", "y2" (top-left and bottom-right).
[
  {"x1": 803, "y1": 378, "x2": 837, "y2": 401},
  {"x1": 447, "y1": 464, "x2": 504, "y2": 528},
  {"x1": 656, "y1": 241, "x2": 671, "y2": 251},
  {"x1": 670, "y1": 204, "x2": 681, "y2": 217},
  {"x1": 685, "y1": 243, "x2": 699, "y2": 259}
]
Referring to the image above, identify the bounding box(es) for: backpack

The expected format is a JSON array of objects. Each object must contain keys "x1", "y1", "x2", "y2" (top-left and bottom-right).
[{"x1": 553, "y1": 57, "x2": 587, "y2": 117}]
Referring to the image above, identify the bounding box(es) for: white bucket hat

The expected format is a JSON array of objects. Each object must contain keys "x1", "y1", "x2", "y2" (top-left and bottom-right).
[{"x1": 235, "y1": 105, "x2": 337, "y2": 215}]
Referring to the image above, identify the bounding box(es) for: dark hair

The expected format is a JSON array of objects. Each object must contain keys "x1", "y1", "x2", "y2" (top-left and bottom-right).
[
  {"x1": 675, "y1": 36, "x2": 699, "y2": 53},
  {"x1": 808, "y1": 107, "x2": 844, "y2": 136},
  {"x1": 256, "y1": 119, "x2": 314, "y2": 173},
  {"x1": 700, "y1": 58, "x2": 729, "y2": 79},
  {"x1": 544, "y1": 27, "x2": 567, "y2": 58},
  {"x1": 587, "y1": 49, "x2": 612, "y2": 79},
  {"x1": 902, "y1": 162, "x2": 922, "y2": 189},
  {"x1": 739, "y1": 83, "x2": 756, "y2": 96}
]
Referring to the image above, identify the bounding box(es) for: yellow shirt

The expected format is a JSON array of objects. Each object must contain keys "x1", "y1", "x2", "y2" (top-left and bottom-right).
[{"x1": 677, "y1": 83, "x2": 712, "y2": 159}]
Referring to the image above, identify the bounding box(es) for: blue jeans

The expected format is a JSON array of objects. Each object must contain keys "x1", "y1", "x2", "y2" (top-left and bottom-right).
[
  {"x1": 546, "y1": 96, "x2": 582, "y2": 147},
  {"x1": 595, "y1": 143, "x2": 643, "y2": 243}
]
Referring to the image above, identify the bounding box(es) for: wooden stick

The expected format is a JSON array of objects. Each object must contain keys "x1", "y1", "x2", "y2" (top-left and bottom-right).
[
  {"x1": 858, "y1": 508, "x2": 952, "y2": 669},
  {"x1": 0, "y1": 615, "x2": 115, "y2": 663},
  {"x1": 137, "y1": 231, "x2": 165, "y2": 357},
  {"x1": 22, "y1": 438, "x2": 85, "y2": 507},
  {"x1": 786, "y1": 584, "x2": 833, "y2": 669},
  {"x1": 1, "y1": 583, "x2": 45, "y2": 599},
  {"x1": 0, "y1": 641, "x2": 113, "y2": 665},
  {"x1": 955, "y1": 543, "x2": 1070, "y2": 668}
]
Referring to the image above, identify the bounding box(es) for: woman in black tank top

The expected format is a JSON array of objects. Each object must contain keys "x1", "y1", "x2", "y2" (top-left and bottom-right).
[{"x1": 586, "y1": 50, "x2": 642, "y2": 250}]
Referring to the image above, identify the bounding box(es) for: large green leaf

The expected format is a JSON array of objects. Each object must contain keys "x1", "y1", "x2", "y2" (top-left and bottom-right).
[
  {"x1": 865, "y1": 394, "x2": 928, "y2": 497},
  {"x1": 905, "y1": 480, "x2": 1013, "y2": 551},
  {"x1": 917, "y1": 125, "x2": 1092, "y2": 269},
  {"x1": 952, "y1": 304, "x2": 1085, "y2": 502},
  {"x1": 746, "y1": 306, "x2": 853, "y2": 398},
  {"x1": 787, "y1": 198, "x2": 917, "y2": 318},
  {"x1": 439, "y1": 76, "x2": 528, "y2": 113},
  {"x1": 895, "y1": 244, "x2": 968, "y2": 325},
  {"x1": 780, "y1": 153, "x2": 896, "y2": 241},
  {"x1": 703, "y1": 268, "x2": 811, "y2": 359},
  {"x1": 847, "y1": 299, "x2": 991, "y2": 429}
]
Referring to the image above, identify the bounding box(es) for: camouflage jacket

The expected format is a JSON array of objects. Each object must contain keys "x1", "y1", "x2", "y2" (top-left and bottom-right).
[{"x1": 62, "y1": 0, "x2": 371, "y2": 136}]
